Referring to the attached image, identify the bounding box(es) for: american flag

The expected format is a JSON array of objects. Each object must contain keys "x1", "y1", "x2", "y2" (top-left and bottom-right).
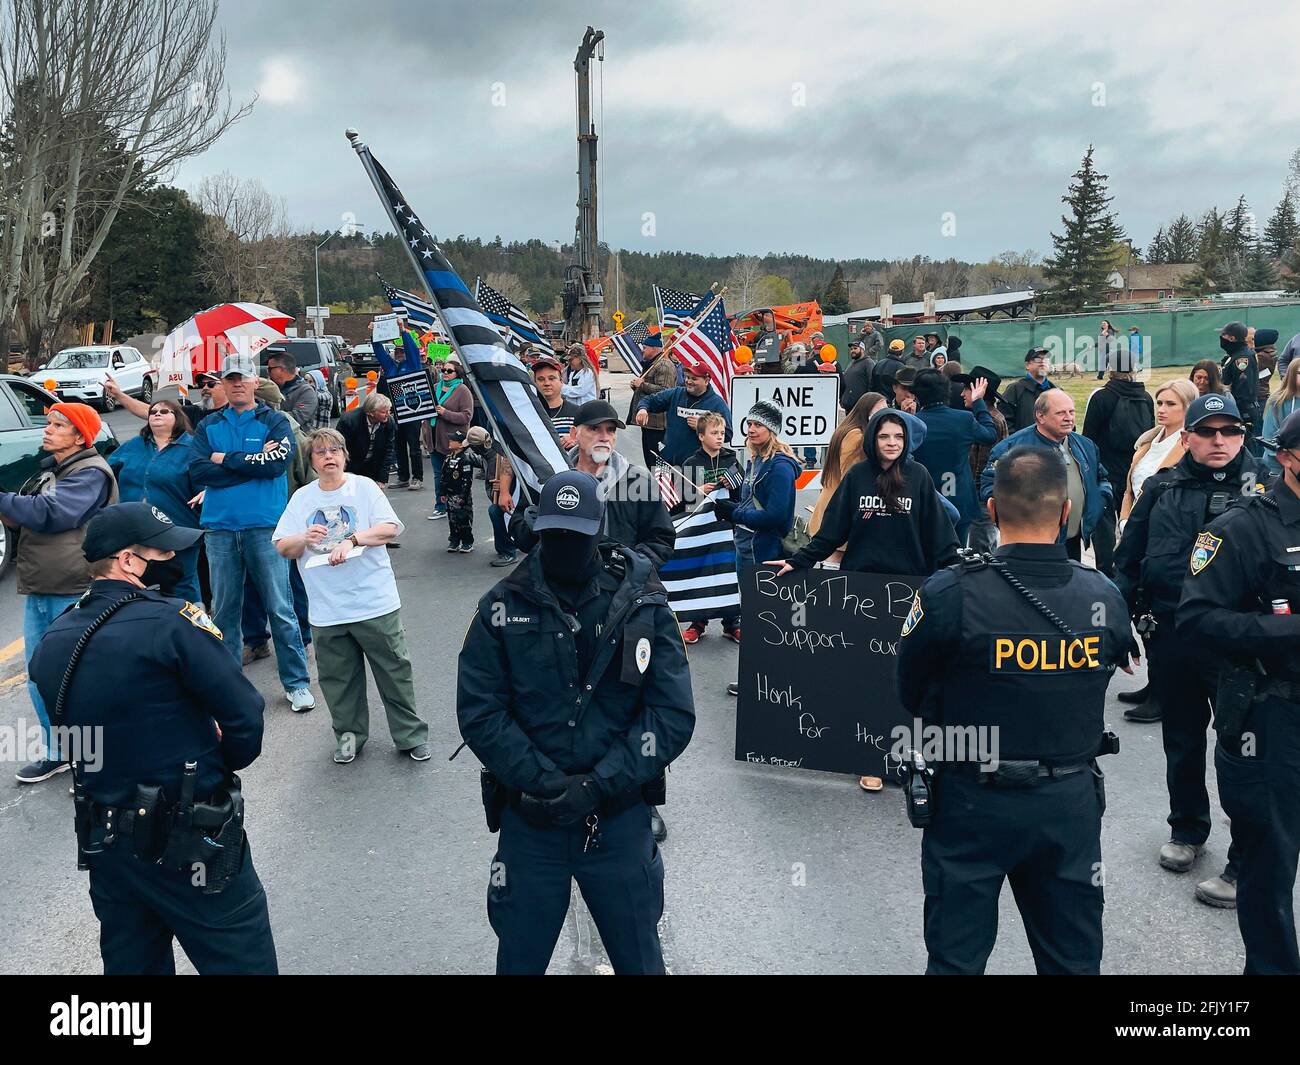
[
  {"x1": 654, "y1": 285, "x2": 705, "y2": 332},
  {"x1": 652, "y1": 459, "x2": 682, "y2": 509},
  {"x1": 350, "y1": 135, "x2": 569, "y2": 499},
  {"x1": 379, "y1": 276, "x2": 443, "y2": 335},
  {"x1": 475, "y1": 277, "x2": 554, "y2": 356},
  {"x1": 717, "y1": 463, "x2": 744, "y2": 493},
  {"x1": 611, "y1": 318, "x2": 649, "y2": 375},
  {"x1": 672, "y1": 297, "x2": 734, "y2": 401}
]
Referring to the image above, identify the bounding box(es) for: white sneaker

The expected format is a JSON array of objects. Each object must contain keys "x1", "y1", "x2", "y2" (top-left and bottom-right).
[{"x1": 286, "y1": 688, "x2": 316, "y2": 713}]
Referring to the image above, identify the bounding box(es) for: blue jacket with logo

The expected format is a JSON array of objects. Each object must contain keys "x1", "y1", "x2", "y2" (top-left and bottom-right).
[
  {"x1": 637, "y1": 386, "x2": 733, "y2": 465},
  {"x1": 189, "y1": 403, "x2": 295, "y2": 530},
  {"x1": 109, "y1": 432, "x2": 201, "y2": 529},
  {"x1": 980, "y1": 426, "x2": 1112, "y2": 543}
]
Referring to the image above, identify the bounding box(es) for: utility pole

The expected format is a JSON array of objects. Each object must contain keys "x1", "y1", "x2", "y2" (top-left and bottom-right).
[{"x1": 566, "y1": 25, "x2": 605, "y2": 343}]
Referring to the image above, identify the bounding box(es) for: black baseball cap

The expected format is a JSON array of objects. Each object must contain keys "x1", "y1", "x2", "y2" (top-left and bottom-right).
[
  {"x1": 1219, "y1": 321, "x2": 1248, "y2": 341},
  {"x1": 533, "y1": 470, "x2": 605, "y2": 535},
  {"x1": 1185, "y1": 392, "x2": 1242, "y2": 430},
  {"x1": 1261, "y1": 410, "x2": 1300, "y2": 452},
  {"x1": 573, "y1": 399, "x2": 625, "y2": 428},
  {"x1": 1025, "y1": 347, "x2": 1049, "y2": 363},
  {"x1": 83, "y1": 502, "x2": 203, "y2": 562}
]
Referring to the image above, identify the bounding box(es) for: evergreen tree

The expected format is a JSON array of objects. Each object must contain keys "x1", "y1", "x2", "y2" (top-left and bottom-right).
[
  {"x1": 1241, "y1": 239, "x2": 1278, "y2": 291},
  {"x1": 1039, "y1": 146, "x2": 1125, "y2": 312},
  {"x1": 1165, "y1": 214, "x2": 1198, "y2": 262},
  {"x1": 1263, "y1": 190, "x2": 1300, "y2": 258},
  {"x1": 1146, "y1": 227, "x2": 1169, "y2": 264},
  {"x1": 1224, "y1": 195, "x2": 1255, "y2": 257},
  {"x1": 822, "y1": 263, "x2": 850, "y2": 315}
]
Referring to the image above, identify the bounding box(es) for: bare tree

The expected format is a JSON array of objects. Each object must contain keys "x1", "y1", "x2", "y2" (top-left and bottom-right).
[
  {"x1": 0, "y1": 0, "x2": 252, "y2": 361},
  {"x1": 725, "y1": 255, "x2": 764, "y2": 312},
  {"x1": 483, "y1": 271, "x2": 530, "y2": 310},
  {"x1": 195, "y1": 172, "x2": 303, "y2": 303}
]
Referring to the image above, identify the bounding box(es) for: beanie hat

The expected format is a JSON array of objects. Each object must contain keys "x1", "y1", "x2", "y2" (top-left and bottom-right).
[
  {"x1": 49, "y1": 402, "x2": 101, "y2": 446},
  {"x1": 747, "y1": 399, "x2": 784, "y2": 435},
  {"x1": 255, "y1": 379, "x2": 284, "y2": 408}
]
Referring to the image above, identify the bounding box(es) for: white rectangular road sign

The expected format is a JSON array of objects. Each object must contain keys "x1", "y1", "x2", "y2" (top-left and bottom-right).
[
  {"x1": 729, "y1": 373, "x2": 840, "y2": 447},
  {"x1": 306, "y1": 306, "x2": 331, "y2": 319}
]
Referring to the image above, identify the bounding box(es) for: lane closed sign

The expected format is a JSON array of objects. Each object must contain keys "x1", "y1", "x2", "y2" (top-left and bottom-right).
[{"x1": 729, "y1": 374, "x2": 840, "y2": 447}]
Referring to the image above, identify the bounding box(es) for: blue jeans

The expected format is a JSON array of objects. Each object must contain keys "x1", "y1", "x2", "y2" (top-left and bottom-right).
[
  {"x1": 205, "y1": 528, "x2": 309, "y2": 691},
  {"x1": 173, "y1": 543, "x2": 202, "y2": 604},
  {"x1": 488, "y1": 503, "x2": 515, "y2": 557},
  {"x1": 24, "y1": 593, "x2": 83, "y2": 757},
  {"x1": 429, "y1": 450, "x2": 446, "y2": 512},
  {"x1": 242, "y1": 564, "x2": 310, "y2": 647}
]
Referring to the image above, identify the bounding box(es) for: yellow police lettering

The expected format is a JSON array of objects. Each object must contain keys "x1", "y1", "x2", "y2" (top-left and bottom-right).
[
  {"x1": 995, "y1": 638, "x2": 1015, "y2": 668},
  {"x1": 990, "y1": 632, "x2": 1104, "y2": 673}
]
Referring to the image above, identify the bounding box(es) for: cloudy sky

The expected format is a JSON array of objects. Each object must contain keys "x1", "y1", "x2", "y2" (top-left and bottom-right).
[{"x1": 173, "y1": 0, "x2": 1300, "y2": 263}]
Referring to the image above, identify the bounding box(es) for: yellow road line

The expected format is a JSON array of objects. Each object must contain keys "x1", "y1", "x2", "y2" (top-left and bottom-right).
[
  {"x1": 0, "y1": 637, "x2": 22, "y2": 664},
  {"x1": 0, "y1": 672, "x2": 27, "y2": 692}
]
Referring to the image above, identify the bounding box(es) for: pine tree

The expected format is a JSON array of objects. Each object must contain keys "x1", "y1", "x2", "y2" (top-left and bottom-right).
[
  {"x1": 1146, "y1": 226, "x2": 1169, "y2": 264},
  {"x1": 1264, "y1": 190, "x2": 1300, "y2": 258},
  {"x1": 1241, "y1": 239, "x2": 1278, "y2": 291},
  {"x1": 1039, "y1": 146, "x2": 1125, "y2": 312},
  {"x1": 1223, "y1": 195, "x2": 1255, "y2": 258},
  {"x1": 822, "y1": 263, "x2": 850, "y2": 315},
  {"x1": 1165, "y1": 214, "x2": 1198, "y2": 262}
]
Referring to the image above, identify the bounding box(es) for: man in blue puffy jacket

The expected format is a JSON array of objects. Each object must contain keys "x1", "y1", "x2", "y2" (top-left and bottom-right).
[{"x1": 190, "y1": 354, "x2": 314, "y2": 713}]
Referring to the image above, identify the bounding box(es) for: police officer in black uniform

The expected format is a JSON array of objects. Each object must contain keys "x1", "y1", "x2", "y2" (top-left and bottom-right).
[
  {"x1": 29, "y1": 502, "x2": 276, "y2": 975},
  {"x1": 897, "y1": 446, "x2": 1133, "y2": 974},
  {"x1": 457, "y1": 470, "x2": 695, "y2": 974},
  {"x1": 1218, "y1": 321, "x2": 1260, "y2": 446},
  {"x1": 1178, "y1": 410, "x2": 1300, "y2": 974},
  {"x1": 1113, "y1": 393, "x2": 1263, "y2": 906}
]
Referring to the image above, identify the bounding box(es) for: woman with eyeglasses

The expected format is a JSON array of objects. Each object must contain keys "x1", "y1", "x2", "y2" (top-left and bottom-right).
[
  {"x1": 427, "y1": 359, "x2": 474, "y2": 520},
  {"x1": 1261, "y1": 358, "x2": 1300, "y2": 477},
  {"x1": 273, "y1": 428, "x2": 429, "y2": 764},
  {"x1": 107, "y1": 398, "x2": 203, "y2": 601}
]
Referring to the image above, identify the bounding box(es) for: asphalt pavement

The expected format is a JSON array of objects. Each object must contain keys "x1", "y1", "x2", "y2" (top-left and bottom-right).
[{"x1": 0, "y1": 380, "x2": 1279, "y2": 974}]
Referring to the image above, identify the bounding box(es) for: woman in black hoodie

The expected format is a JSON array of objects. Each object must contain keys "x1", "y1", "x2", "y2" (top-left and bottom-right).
[{"x1": 767, "y1": 408, "x2": 960, "y2": 578}]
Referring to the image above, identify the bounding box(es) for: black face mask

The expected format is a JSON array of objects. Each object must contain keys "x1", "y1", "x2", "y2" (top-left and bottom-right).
[
  {"x1": 140, "y1": 555, "x2": 185, "y2": 596},
  {"x1": 1220, "y1": 335, "x2": 1241, "y2": 354},
  {"x1": 539, "y1": 530, "x2": 600, "y2": 590}
]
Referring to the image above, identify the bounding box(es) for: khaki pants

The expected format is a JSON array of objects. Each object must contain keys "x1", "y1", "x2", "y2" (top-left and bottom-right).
[{"x1": 312, "y1": 609, "x2": 427, "y2": 752}]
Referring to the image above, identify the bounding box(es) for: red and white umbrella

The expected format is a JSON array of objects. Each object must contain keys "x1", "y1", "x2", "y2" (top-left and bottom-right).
[{"x1": 156, "y1": 302, "x2": 294, "y2": 389}]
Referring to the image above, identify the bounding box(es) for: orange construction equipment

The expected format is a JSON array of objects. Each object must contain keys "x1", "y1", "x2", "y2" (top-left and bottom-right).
[{"x1": 732, "y1": 301, "x2": 824, "y2": 349}]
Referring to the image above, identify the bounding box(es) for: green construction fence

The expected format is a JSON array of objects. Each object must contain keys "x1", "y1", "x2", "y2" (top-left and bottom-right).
[{"x1": 824, "y1": 302, "x2": 1300, "y2": 378}]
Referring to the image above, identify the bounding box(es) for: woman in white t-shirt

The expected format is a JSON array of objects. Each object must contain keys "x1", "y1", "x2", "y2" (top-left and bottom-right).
[
  {"x1": 273, "y1": 427, "x2": 430, "y2": 765},
  {"x1": 1119, "y1": 379, "x2": 1198, "y2": 525}
]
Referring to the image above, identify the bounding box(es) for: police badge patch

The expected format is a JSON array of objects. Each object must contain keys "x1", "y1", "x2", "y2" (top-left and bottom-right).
[
  {"x1": 180, "y1": 601, "x2": 223, "y2": 639},
  {"x1": 1236, "y1": 357, "x2": 1249, "y2": 372},
  {"x1": 635, "y1": 637, "x2": 651, "y2": 673},
  {"x1": 901, "y1": 592, "x2": 924, "y2": 637},
  {"x1": 1189, "y1": 531, "x2": 1223, "y2": 575}
]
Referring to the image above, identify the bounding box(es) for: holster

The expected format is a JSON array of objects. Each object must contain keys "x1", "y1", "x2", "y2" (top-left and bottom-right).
[
  {"x1": 130, "y1": 783, "x2": 168, "y2": 863},
  {"x1": 1214, "y1": 666, "x2": 1260, "y2": 738},
  {"x1": 480, "y1": 769, "x2": 507, "y2": 833},
  {"x1": 900, "y1": 754, "x2": 933, "y2": 828},
  {"x1": 158, "y1": 770, "x2": 246, "y2": 895}
]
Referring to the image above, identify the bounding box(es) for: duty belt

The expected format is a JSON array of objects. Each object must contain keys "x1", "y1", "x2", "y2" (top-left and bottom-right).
[
  {"x1": 89, "y1": 800, "x2": 229, "y2": 836},
  {"x1": 507, "y1": 785, "x2": 645, "y2": 817},
  {"x1": 941, "y1": 760, "x2": 1092, "y2": 783}
]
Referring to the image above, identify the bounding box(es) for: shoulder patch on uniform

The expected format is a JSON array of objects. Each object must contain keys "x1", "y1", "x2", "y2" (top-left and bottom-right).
[
  {"x1": 1235, "y1": 357, "x2": 1249, "y2": 372},
  {"x1": 179, "y1": 601, "x2": 222, "y2": 639},
  {"x1": 635, "y1": 636, "x2": 652, "y2": 673},
  {"x1": 901, "y1": 592, "x2": 924, "y2": 637},
  {"x1": 1189, "y1": 531, "x2": 1223, "y2": 576}
]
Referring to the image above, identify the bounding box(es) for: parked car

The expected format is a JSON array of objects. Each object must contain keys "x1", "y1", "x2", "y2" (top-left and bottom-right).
[
  {"x1": 0, "y1": 375, "x2": 118, "y2": 580},
  {"x1": 37, "y1": 345, "x2": 154, "y2": 411},
  {"x1": 258, "y1": 337, "x2": 340, "y2": 415}
]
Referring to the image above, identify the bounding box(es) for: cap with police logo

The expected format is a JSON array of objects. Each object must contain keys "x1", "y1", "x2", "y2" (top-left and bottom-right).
[
  {"x1": 1261, "y1": 409, "x2": 1300, "y2": 453},
  {"x1": 83, "y1": 502, "x2": 204, "y2": 562},
  {"x1": 1185, "y1": 391, "x2": 1241, "y2": 430},
  {"x1": 532, "y1": 470, "x2": 605, "y2": 535}
]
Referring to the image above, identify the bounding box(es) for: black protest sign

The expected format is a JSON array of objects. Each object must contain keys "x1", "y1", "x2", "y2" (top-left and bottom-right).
[
  {"x1": 388, "y1": 369, "x2": 436, "y2": 424},
  {"x1": 734, "y1": 565, "x2": 920, "y2": 779}
]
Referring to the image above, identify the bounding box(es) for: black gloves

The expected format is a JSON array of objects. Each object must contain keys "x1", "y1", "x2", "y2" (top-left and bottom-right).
[
  {"x1": 520, "y1": 775, "x2": 602, "y2": 826},
  {"x1": 509, "y1": 504, "x2": 540, "y2": 553},
  {"x1": 713, "y1": 498, "x2": 738, "y2": 523}
]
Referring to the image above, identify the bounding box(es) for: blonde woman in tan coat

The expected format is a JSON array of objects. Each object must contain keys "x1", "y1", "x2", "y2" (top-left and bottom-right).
[
  {"x1": 809, "y1": 392, "x2": 887, "y2": 550},
  {"x1": 1119, "y1": 379, "x2": 1197, "y2": 524}
]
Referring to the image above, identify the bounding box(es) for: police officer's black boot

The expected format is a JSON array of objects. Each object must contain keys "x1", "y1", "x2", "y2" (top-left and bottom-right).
[
  {"x1": 1122, "y1": 696, "x2": 1161, "y2": 722},
  {"x1": 1117, "y1": 684, "x2": 1149, "y2": 704}
]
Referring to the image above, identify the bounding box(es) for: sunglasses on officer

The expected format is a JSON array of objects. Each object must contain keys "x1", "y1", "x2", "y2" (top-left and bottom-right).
[{"x1": 1189, "y1": 424, "x2": 1246, "y2": 439}]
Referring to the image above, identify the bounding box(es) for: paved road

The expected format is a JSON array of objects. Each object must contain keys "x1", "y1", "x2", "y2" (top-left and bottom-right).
[{"x1": 0, "y1": 383, "x2": 1279, "y2": 974}]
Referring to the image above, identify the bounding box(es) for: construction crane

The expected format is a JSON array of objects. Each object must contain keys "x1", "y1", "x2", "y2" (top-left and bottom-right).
[{"x1": 563, "y1": 25, "x2": 605, "y2": 344}]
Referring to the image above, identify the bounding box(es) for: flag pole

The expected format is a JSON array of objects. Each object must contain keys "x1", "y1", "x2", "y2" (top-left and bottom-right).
[
  {"x1": 661, "y1": 285, "x2": 727, "y2": 359},
  {"x1": 347, "y1": 127, "x2": 543, "y2": 503}
]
